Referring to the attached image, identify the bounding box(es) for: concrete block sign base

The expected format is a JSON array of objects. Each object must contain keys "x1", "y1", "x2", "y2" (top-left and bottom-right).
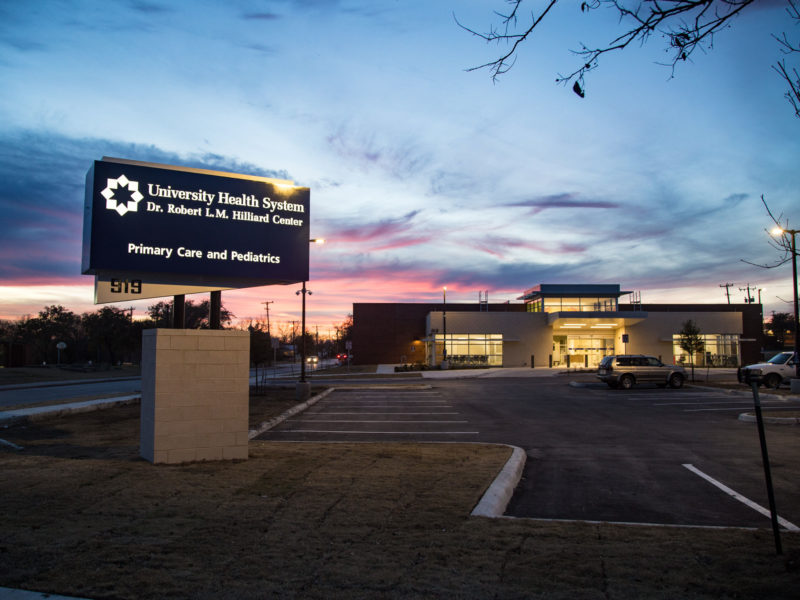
[{"x1": 140, "y1": 329, "x2": 250, "y2": 464}]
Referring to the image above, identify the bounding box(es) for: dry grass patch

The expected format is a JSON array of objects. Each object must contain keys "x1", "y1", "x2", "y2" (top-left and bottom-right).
[{"x1": 0, "y1": 405, "x2": 798, "y2": 599}]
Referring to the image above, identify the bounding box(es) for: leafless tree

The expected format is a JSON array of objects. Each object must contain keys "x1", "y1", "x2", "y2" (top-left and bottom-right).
[
  {"x1": 458, "y1": 0, "x2": 800, "y2": 112},
  {"x1": 773, "y1": 0, "x2": 800, "y2": 117},
  {"x1": 744, "y1": 195, "x2": 797, "y2": 270}
]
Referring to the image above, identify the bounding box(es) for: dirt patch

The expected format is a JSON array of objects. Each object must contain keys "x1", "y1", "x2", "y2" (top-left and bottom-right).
[{"x1": 1, "y1": 405, "x2": 798, "y2": 599}]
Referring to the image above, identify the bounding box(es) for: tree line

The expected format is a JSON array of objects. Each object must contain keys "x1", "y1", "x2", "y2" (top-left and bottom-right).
[{"x1": 0, "y1": 301, "x2": 353, "y2": 368}]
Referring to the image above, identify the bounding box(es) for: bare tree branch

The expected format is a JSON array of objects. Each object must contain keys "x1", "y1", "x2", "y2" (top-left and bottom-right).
[
  {"x1": 454, "y1": 0, "x2": 560, "y2": 82},
  {"x1": 741, "y1": 195, "x2": 795, "y2": 269},
  {"x1": 459, "y1": 0, "x2": 798, "y2": 110},
  {"x1": 772, "y1": 0, "x2": 800, "y2": 117}
]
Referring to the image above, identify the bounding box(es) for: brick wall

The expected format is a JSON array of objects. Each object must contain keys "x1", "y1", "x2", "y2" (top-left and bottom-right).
[{"x1": 140, "y1": 329, "x2": 250, "y2": 464}]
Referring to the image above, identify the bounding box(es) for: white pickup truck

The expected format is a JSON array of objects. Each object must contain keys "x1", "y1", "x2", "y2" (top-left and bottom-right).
[{"x1": 738, "y1": 351, "x2": 799, "y2": 389}]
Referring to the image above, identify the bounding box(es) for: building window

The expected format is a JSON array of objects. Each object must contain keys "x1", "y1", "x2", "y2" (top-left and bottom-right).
[
  {"x1": 672, "y1": 334, "x2": 740, "y2": 367},
  {"x1": 527, "y1": 299, "x2": 543, "y2": 312},
  {"x1": 430, "y1": 333, "x2": 503, "y2": 366},
  {"x1": 532, "y1": 297, "x2": 618, "y2": 313}
]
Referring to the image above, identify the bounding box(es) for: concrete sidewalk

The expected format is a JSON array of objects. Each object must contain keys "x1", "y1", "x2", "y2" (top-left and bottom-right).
[
  {"x1": 379, "y1": 364, "x2": 578, "y2": 378},
  {"x1": 0, "y1": 377, "x2": 140, "y2": 392},
  {"x1": 0, "y1": 587, "x2": 92, "y2": 600},
  {"x1": 0, "y1": 395, "x2": 140, "y2": 425}
]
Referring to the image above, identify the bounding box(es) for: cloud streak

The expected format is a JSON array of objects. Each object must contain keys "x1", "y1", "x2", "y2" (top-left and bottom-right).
[{"x1": 505, "y1": 193, "x2": 620, "y2": 215}]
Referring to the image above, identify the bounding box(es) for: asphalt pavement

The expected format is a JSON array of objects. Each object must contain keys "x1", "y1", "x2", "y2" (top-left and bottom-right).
[
  {"x1": 4, "y1": 366, "x2": 800, "y2": 532},
  {"x1": 258, "y1": 374, "x2": 800, "y2": 531}
]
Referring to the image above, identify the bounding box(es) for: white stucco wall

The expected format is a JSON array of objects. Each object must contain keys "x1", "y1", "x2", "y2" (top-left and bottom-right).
[
  {"x1": 427, "y1": 311, "x2": 550, "y2": 367},
  {"x1": 620, "y1": 312, "x2": 743, "y2": 363}
]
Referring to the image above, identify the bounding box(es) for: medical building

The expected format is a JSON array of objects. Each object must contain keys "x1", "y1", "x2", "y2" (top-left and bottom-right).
[{"x1": 352, "y1": 284, "x2": 763, "y2": 369}]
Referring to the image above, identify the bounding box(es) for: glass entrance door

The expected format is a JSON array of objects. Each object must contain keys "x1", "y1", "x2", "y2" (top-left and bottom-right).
[{"x1": 560, "y1": 335, "x2": 615, "y2": 368}]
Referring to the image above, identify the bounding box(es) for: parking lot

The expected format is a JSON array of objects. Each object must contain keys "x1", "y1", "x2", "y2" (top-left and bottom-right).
[
  {"x1": 258, "y1": 377, "x2": 800, "y2": 531},
  {"x1": 260, "y1": 385, "x2": 480, "y2": 441},
  {"x1": 576, "y1": 380, "x2": 800, "y2": 415}
]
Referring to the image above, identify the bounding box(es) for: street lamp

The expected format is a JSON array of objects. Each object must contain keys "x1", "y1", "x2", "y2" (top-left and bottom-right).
[
  {"x1": 296, "y1": 239, "x2": 325, "y2": 397},
  {"x1": 442, "y1": 286, "x2": 447, "y2": 367},
  {"x1": 770, "y1": 226, "x2": 799, "y2": 381}
]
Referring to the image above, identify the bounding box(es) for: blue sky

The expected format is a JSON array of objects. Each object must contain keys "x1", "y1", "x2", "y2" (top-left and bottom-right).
[{"x1": 1, "y1": 0, "x2": 798, "y2": 333}]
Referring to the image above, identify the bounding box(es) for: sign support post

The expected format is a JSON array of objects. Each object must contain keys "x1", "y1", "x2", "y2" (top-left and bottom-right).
[
  {"x1": 173, "y1": 295, "x2": 185, "y2": 329},
  {"x1": 210, "y1": 290, "x2": 221, "y2": 330}
]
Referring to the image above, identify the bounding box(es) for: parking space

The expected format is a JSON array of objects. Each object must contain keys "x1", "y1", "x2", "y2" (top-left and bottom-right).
[
  {"x1": 579, "y1": 383, "x2": 800, "y2": 414},
  {"x1": 257, "y1": 386, "x2": 479, "y2": 442},
  {"x1": 257, "y1": 378, "x2": 800, "y2": 531}
]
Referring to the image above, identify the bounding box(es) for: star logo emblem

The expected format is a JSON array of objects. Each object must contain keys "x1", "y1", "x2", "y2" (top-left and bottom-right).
[{"x1": 101, "y1": 174, "x2": 143, "y2": 216}]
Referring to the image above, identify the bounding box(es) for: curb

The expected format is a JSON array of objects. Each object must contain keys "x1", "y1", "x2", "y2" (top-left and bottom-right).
[
  {"x1": 0, "y1": 377, "x2": 140, "y2": 392},
  {"x1": 471, "y1": 445, "x2": 526, "y2": 518},
  {"x1": 738, "y1": 413, "x2": 800, "y2": 425},
  {"x1": 248, "y1": 384, "x2": 433, "y2": 439},
  {"x1": 0, "y1": 395, "x2": 140, "y2": 425},
  {"x1": 0, "y1": 587, "x2": 93, "y2": 600},
  {"x1": 689, "y1": 383, "x2": 800, "y2": 402},
  {"x1": 248, "y1": 388, "x2": 334, "y2": 439}
]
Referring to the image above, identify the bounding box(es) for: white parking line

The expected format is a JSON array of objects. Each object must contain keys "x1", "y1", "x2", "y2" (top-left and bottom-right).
[
  {"x1": 682, "y1": 464, "x2": 799, "y2": 531},
  {"x1": 654, "y1": 400, "x2": 754, "y2": 406},
  {"x1": 322, "y1": 411, "x2": 460, "y2": 415},
  {"x1": 287, "y1": 419, "x2": 469, "y2": 423},
  {"x1": 684, "y1": 407, "x2": 789, "y2": 412},
  {"x1": 323, "y1": 402, "x2": 451, "y2": 405},
  {"x1": 280, "y1": 430, "x2": 480, "y2": 434}
]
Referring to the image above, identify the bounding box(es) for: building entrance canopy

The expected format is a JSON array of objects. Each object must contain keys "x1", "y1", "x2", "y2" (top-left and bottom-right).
[{"x1": 547, "y1": 310, "x2": 648, "y2": 331}]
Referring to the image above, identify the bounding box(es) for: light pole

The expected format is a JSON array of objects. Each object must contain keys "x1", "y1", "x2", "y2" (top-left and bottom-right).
[
  {"x1": 771, "y1": 226, "x2": 799, "y2": 381},
  {"x1": 442, "y1": 286, "x2": 447, "y2": 367},
  {"x1": 296, "y1": 238, "x2": 325, "y2": 398},
  {"x1": 296, "y1": 281, "x2": 312, "y2": 383}
]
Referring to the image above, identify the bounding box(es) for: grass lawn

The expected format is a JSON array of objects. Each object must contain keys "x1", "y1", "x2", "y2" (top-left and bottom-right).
[{"x1": 1, "y1": 403, "x2": 799, "y2": 599}]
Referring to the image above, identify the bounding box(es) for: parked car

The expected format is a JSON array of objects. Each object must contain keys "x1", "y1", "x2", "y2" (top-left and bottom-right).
[
  {"x1": 737, "y1": 351, "x2": 798, "y2": 389},
  {"x1": 597, "y1": 355, "x2": 686, "y2": 390}
]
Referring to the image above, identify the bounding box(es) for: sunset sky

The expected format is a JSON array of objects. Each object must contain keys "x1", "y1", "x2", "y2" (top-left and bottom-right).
[{"x1": 1, "y1": 0, "x2": 799, "y2": 335}]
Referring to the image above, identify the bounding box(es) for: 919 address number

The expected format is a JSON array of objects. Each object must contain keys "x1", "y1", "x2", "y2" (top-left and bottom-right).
[{"x1": 110, "y1": 278, "x2": 142, "y2": 294}]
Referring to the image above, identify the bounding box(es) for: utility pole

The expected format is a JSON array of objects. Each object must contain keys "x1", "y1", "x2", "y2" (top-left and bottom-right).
[
  {"x1": 719, "y1": 283, "x2": 734, "y2": 304},
  {"x1": 261, "y1": 301, "x2": 274, "y2": 336},
  {"x1": 739, "y1": 283, "x2": 756, "y2": 304}
]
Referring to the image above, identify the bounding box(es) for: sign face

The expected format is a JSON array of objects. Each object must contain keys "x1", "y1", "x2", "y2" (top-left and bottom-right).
[
  {"x1": 94, "y1": 273, "x2": 232, "y2": 303},
  {"x1": 621, "y1": 333, "x2": 629, "y2": 344},
  {"x1": 83, "y1": 158, "x2": 310, "y2": 299}
]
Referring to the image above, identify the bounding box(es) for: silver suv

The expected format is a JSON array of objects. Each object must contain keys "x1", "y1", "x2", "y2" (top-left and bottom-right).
[{"x1": 597, "y1": 355, "x2": 686, "y2": 390}]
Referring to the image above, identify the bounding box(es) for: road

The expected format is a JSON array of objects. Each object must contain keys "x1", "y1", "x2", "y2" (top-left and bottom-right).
[
  {"x1": 259, "y1": 377, "x2": 800, "y2": 529},
  {"x1": 0, "y1": 360, "x2": 338, "y2": 409},
  {"x1": 0, "y1": 378, "x2": 142, "y2": 408}
]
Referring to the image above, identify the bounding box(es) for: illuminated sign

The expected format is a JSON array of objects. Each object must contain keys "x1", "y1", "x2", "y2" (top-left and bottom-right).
[{"x1": 82, "y1": 158, "x2": 310, "y2": 302}]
